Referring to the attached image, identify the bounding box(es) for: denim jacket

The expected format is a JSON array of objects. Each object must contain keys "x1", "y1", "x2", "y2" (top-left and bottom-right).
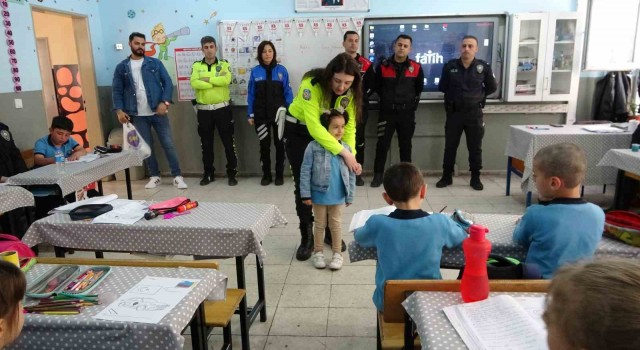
[
  {"x1": 300, "y1": 140, "x2": 356, "y2": 204},
  {"x1": 112, "y1": 56, "x2": 173, "y2": 115}
]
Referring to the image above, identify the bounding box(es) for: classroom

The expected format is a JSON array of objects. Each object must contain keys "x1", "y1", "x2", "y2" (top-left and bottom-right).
[{"x1": 1, "y1": 0, "x2": 640, "y2": 349}]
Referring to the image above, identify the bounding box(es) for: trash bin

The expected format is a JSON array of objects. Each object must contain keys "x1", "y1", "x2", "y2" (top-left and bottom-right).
[{"x1": 108, "y1": 126, "x2": 146, "y2": 181}]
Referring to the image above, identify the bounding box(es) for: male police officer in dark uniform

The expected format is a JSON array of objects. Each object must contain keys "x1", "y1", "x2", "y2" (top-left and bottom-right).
[
  {"x1": 343, "y1": 30, "x2": 374, "y2": 186},
  {"x1": 437, "y1": 35, "x2": 497, "y2": 191},
  {"x1": 0, "y1": 122, "x2": 30, "y2": 238},
  {"x1": 370, "y1": 34, "x2": 424, "y2": 188}
]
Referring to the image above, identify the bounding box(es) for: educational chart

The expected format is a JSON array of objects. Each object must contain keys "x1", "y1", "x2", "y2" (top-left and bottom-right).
[
  {"x1": 295, "y1": 0, "x2": 370, "y2": 13},
  {"x1": 218, "y1": 16, "x2": 363, "y2": 105},
  {"x1": 94, "y1": 276, "x2": 201, "y2": 324},
  {"x1": 174, "y1": 47, "x2": 202, "y2": 101}
]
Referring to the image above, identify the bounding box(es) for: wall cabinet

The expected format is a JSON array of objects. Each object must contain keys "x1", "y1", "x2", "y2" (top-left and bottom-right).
[{"x1": 506, "y1": 12, "x2": 584, "y2": 102}]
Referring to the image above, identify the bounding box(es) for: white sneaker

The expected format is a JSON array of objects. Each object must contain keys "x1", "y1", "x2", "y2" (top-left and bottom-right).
[
  {"x1": 145, "y1": 176, "x2": 161, "y2": 189},
  {"x1": 311, "y1": 252, "x2": 326, "y2": 269},
  {"x1": 328, "y1": 252, "x2": 343, "y2": 270},
  {"x1": 173, "y1": 176, "x2": 188, "y2": 189}
]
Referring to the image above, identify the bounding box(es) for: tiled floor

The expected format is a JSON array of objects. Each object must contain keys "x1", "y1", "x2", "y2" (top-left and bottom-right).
[{"x1": 37, "y1": 173, "x2": 614, "y2": 350}]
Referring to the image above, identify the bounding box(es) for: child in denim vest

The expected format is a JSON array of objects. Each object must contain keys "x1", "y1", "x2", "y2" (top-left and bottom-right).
[{"x1": 300, "y1": 109, "x2": 356, "y2": 270}]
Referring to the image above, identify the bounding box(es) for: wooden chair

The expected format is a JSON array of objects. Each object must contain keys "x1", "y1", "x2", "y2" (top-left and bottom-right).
[
  {"x1": 35, "y1": 258, "x2": 244, "y2": 350},
  {"x1": 21, "y1": 148, "x2": 34, "y2": 169},
  {"x1": 378, "y1": 279, "x2": 550, "y2": 350}
]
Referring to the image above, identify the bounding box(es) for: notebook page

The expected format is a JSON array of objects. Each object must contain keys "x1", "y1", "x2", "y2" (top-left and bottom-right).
[
  {"x1": 443, "y1": 295, "x2": 548, "y2": 350},
  {"x1": 348, "y1": 205, "x2": 396, "y2": 232}
]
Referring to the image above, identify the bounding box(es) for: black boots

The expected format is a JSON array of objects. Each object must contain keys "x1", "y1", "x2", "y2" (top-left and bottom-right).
[
  {"x1": 261, "y1": 173, "x2": 272, "y2": 186},
  {"x1": 436, "y1": 173, "x2": 453, "y2": 188},
  {"x1": 227, "y1": 170, "x2": 238, "y2": 186},
  {"x1": 470, "y1": 172, "x2": 484, "y2": 191},
  {"x1": 370, "y1": 173, "x2": 383, "y2": 188},
  {"x1": 296, "y1": 222, "x2": 314, "y2": 261},
  {"x1": 356, "y1": 175, "x2": 365, "y2": 186},
  {"x1": 323, "y1": 227, "x2": 347, "y2": 252},
  {"x1": 200, "y1": 173, "x2": 214, "y2": 186},
  {"x1": 275, "y1": 172, "x2": 284, "y2": 186}
]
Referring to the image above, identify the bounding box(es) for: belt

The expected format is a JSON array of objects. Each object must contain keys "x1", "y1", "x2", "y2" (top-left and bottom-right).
[
  {"x1": 196, "y1": 101, "x2": 229, "y2": 110},
  {"x1": 285, "y1": 115, "x2": 306, "y2": 125}
]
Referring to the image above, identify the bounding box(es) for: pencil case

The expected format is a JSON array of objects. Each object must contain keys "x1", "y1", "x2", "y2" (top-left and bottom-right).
[
  {"x1": 60, "y1": 266, "x2": 112, "y2": 296},
  {"x1": 26, "y1": 265, "x2": 80, "y2": 298}
]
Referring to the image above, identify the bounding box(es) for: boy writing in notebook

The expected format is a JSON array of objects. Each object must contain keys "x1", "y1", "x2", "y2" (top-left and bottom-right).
[
  {"x1": 354, "y1": 162, "x2": 467, "y2": 311},
  {"x1": 33, "y1": 115, "x2": 86, "y2": 166},
  {"x1": 513, "y1": 143, "x2": 605, "y2": 278}
]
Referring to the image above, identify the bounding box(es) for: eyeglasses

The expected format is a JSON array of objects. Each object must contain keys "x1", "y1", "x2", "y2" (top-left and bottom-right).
[{"x1": 152, "y1": 29, "x2": 165, "y2": 36}]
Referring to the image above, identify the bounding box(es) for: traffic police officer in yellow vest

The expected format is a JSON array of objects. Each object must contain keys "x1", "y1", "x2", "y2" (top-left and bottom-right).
[{"x1": 190, "y1": 36, "x2": 238, "y2": 186}]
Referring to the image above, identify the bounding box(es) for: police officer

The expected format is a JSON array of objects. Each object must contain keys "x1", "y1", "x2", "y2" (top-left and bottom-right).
[
  {"x1": 370, "y1": 34, "x2": 424, "y2": 188},
  {"x1": 0, "y1": 122, "x2": 29, "y2": 238},
  {"x1": 190, "y1": 36, "x2": 238, "y2": 186},
  {"x1": 437, "y1": 35, "x2": 497, "y2": 190},
  {"x1": 343, "y1": 30, "x2": 374, "y2": 186}
]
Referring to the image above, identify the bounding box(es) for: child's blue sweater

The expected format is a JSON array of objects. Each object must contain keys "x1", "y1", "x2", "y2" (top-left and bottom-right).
[
  {"x1": 513, "y1": 198, "x2": 605, "y2": 278},
  {"x1": 354, "y1": 209, "x2": 467, "y2": 311}
]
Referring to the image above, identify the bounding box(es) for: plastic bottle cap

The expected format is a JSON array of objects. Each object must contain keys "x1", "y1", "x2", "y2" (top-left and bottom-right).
[{"x1": 468, "y1": 224, "x2": 488, "y2": 241}]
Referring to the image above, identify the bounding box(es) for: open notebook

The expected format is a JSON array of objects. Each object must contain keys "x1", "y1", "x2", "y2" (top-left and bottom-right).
[{"x1": 443, "y1": 295, "x2": 548, "y2": 350}]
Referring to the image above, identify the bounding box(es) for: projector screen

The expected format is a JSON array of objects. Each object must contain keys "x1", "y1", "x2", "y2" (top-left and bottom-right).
[{"x1": 363, "y1": 15, "x2": 506, "y2": 100}]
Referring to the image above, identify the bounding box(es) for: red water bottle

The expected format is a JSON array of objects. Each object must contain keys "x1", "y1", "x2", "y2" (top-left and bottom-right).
[
  {"x1": 461, "y1": 224, "x2": 491, "y2": 303},
  {"x1": 177, "y1": 201, "x2": 198, "y2": 213}
]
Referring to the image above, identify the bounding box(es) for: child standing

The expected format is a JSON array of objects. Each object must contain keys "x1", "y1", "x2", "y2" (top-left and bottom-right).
[
  {"x1": 300, "y1": 109, "x2": 356, "y2": 270},
  {"x1": 354, "y1": 163, "x2": 467, "y2": 311},
  {"x1": 544, "y1": 259, "x2": 640, "y2": 350},
  {"x1": 0, "y1": 261, "x2": 26, "y2": 349},
  {"x1": 513, "y1": 143, "x2": 605, "y2": 278}
]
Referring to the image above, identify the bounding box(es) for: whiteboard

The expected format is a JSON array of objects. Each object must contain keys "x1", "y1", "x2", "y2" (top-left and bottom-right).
[
  {"x1": 218, "y1": 17, "x2": 363, "y2": 105},
  {"x1": 584, "y1": 0, "x2": 640, "y2": 70}
]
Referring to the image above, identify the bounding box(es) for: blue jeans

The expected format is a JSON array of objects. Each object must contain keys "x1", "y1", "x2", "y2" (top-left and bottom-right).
[{"x1": 131, "y1": 114, "x2": 181, "y2": 177}]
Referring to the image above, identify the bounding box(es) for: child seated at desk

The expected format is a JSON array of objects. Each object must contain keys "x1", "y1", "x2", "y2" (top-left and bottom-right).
[
  {"x1": 32, "y1": 116, "x2": 89, "y2": 218},
  {"x1": 544, "y1": 259, "x2": 640, "y2": 350},
  {"x1": 513, "y1": 143, "x2": 605, "y2": 278},
  {"x1": 0, "y1": 261, "x2": 26, "y2": 349},
  {"x1": 354, "y1": 163, "x2": 467, "y2": 311}
]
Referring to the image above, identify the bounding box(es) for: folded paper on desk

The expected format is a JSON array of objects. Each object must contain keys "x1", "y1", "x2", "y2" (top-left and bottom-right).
[
  {"x1": 582, "y1": 125, "x2": 626, "y2": 133},
  {"x1": 348, "y1": 206, "x2": 396, "y2": 232},
  {"x1": 92, "y1": 201, "x2": 147, "y2": 225},
  {"x1": 65, "y1": 153, "x2": 101, "y2": 163},
  {"x1": 443, "y1": 295, "x2": 548, "y2": 350}
]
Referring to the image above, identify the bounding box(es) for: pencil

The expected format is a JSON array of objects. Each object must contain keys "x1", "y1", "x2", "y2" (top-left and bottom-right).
[{"x1": 439, "y1": 206, "x2": 447, "y2": 213}]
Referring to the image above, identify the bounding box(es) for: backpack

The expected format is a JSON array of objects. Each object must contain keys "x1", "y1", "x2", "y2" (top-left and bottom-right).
[
  {"x1": 0, "y1": 233, "x2": 36, "y2": 258},
  {"x1": 604, "y1": 210, "x2": 640, "y2": 247},
  {"x1": 457, "y1": 254, "x2": 542, "y2": 280}
]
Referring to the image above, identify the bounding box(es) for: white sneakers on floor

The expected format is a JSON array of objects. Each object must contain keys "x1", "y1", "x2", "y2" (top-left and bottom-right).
[
  {"x1": 312, "y1": 252, "x2": 326, "y2": 269},
  {"x1": 144, "y1": 176, "x2": 188, "y2": 189},
  {"x1": 145, "y1": 176, "x2": 161, "y2": 189},
  {"x1": 311, "y1": 252, "x2": 343, "y2": 270},
  {"x1": 328, "y1": 252, "x2": 343, "y2": 270},
  {"x1": 173, "y1": 176, "x2": 188, "y2": 189}
]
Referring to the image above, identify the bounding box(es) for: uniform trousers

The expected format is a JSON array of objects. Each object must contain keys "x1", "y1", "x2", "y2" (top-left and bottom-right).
[
  {"x1": 197, "y1": 106, "x2": 237, "y2": 175},
  {"x1": 283, "y1": 120, "x2": 314, "y2": 224},
  {"x1": 442, "y1": 107, "x2": 484, "y2": 174},
  {"x1": 373, "y1": 110, "x2": 415, "y2": 174},
  {"x1": 255, "y1": 120, "x2": 285, "y2": 176}
]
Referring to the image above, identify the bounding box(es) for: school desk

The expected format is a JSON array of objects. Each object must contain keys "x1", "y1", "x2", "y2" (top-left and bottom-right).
[
  {"x1": 7, "y1": 264, "x2": 227, "y2": 350},
  {"x1": 0, "y1": 185, "x2": 34, "y2": 214},
  {"x1": 21, "y1": 202, "x2": 287, "y2": 350},
  {"x1": 598, "y1": 148, "x2": 640, "y2": 209},
  {"x1": 348, "y1": 213, "x2": 640, "y2": 266}
]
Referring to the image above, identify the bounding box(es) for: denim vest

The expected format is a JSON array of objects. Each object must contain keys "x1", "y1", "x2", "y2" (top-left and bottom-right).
[
  {"x1": 300, "y1": 140, "x2": 356, "y2": 203},
  {"x1": 112, "y1": 56, "x2": 173, "y2": 115}
]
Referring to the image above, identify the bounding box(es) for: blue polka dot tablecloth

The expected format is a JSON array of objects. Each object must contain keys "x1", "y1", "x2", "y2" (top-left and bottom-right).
[
  {"x1": 22, "y1": 202, "x2": 288, "y2": 264},
  {"x1": 402, "y1": 291, "x2": 545, "y2": 350},
  {"x1": 505, "y1": 125, "x2": 632, "y2": 193},
  {"x1": 6, "y1": 150, "x2": 146, "y2": 196},
  {"x1": 7, "y1": 264, "x2": 227, "y2": 350},
  {"x1": 348, "y1": 213, "x2": 640, "y2": 266},
  {"x1": 597, "y1": 148, "x2": 640, "y2": 175},
  {"x1": 0, "y1": 185, "x2": 34, "y2": 214}
]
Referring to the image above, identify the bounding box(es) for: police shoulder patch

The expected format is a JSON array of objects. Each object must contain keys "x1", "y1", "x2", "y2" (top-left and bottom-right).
[
  {"x1": 303, "y1": 89, "x2": 311, "y2": 100},
  {"x1": 0, "y1": 130, "x2": 9, "y2": 141},
  {"x1": 216, "y1": 65, "x2": 222, "y2": 72},
  {"x1": 340, "y1": 97, "x2": 350, "y2": 108},
  {"x1": 476, "y1": 64, "x2": 484, "y2": 74}
]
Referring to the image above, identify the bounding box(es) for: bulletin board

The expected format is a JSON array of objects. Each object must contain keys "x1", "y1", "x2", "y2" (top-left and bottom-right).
[
  {"x1": 174, "y1": 47, "x2": 202, "y2": 101},
  {"x1": 217, "y1": 16, "x2": 364, "y2": 105}
]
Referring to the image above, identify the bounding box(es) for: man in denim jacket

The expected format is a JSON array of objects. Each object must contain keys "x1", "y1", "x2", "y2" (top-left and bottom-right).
[{"x1": 112, "y1": 32, "x2": 187, "y2": 189}]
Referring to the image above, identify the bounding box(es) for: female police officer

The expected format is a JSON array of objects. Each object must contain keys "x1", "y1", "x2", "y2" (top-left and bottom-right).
[{"x1": 284, "y1": 53, "x2": 363, "y2": 261}]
